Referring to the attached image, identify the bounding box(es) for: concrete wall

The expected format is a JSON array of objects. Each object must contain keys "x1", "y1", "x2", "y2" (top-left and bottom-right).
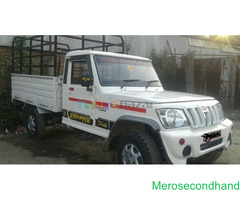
[{"x1": 0, "y1": 36, "x2": 14, "y2": 46}]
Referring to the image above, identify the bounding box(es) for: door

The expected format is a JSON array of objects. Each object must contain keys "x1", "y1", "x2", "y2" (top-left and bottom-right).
[
  {"x1": 62, "y1": 55, "x2": 95, "y2": 131},
  {"x1": 206, "y1": 58, "x2": 221, "y2": 100},
  {"x1": 194, "y1": 59, "x2": 206, "y2": 95}
]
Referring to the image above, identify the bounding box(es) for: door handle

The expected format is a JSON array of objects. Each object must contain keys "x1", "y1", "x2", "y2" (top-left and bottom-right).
[{"x1": 69, "y1": 87, "x2": 74, "y2": 91}]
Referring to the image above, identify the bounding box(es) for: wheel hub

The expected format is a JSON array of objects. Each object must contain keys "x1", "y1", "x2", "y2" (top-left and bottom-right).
[
  {"x1": 28, "y1": 115, "x2": 36, "y2": 134},
  {"x1": 122, "y1": 144, "x2": 143, "y2": 164}
]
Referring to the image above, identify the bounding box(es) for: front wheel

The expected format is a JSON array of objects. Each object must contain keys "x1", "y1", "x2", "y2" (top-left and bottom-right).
[
  {"x1": 25, "y1": 107, "x2": 46, "y2": 139},
  {"x1": 117, "y1": 130, "x2": 162, "y2": 164}
]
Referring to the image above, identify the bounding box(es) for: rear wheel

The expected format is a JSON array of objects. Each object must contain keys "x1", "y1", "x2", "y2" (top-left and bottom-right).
[
  {"x1": 117, "y1": 130, "x2": 162, "y2": 164},
  {"x1": 25, "y1": 107, "x2": 46, "y2": 139}
]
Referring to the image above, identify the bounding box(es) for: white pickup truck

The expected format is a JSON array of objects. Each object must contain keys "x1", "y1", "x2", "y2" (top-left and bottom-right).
[{"x1": 11, "y1": 36, "x2": 233, "y2": 164}]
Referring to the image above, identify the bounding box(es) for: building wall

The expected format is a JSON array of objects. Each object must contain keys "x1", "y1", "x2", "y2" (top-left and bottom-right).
[
  {"x1": 1, "y1": 35, "x2": 238, "y2": 57},
  {"x1": 0, "y1": 36, "x2": 14, "y2": 47}
]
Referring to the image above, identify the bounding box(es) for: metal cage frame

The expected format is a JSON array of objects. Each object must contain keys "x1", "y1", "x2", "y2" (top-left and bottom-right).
[{"x1": 12, "y1": 35, "x2": 125, "y2": 76}]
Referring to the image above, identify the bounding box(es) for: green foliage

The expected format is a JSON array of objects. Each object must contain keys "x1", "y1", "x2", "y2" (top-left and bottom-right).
[
  {"x1": 0, "y1": 62, "x2": 19, "y2": 131},
  {"x1": 124, "y1": 41, "x2": 132, "y2": 55},
  {"x1": 0, "y1": 36, "x2": 43, "y2": 132},
  {"x1": 0, "y1": 36, "x2": 27, "y2": 132},
  {"x1": 149, "y1": 49, "x2": 176, "y2": 90},
  {"x1": 150, "y1": 49, "x2": 169, "y2": 73}
]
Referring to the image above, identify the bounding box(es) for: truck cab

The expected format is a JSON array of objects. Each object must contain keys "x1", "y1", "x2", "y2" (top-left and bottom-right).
[{"x1": 61, "y1": 50, "x2": 233, "y2": 164}]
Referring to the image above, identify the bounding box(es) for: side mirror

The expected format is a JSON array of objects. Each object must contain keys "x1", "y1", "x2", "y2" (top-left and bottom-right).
[{"x1": 81, "y1": 74, "x2": 93, "y2": 91}]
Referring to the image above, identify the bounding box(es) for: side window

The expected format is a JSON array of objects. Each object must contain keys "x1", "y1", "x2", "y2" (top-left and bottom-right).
[{"x1": 71, "y1": 60, "x2": 89, "y2": 85}]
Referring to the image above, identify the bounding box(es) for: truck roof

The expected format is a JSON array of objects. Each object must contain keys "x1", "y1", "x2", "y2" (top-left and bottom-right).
[{"x1": 66, "y1": 50, "x2": 151, "y2": 61}]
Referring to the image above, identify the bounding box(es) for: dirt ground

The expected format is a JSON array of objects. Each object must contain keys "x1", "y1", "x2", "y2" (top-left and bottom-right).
[
  {"x1": 0, "y1": 126, "x2": 115, "y2": 164},
  {"x1": 0, "y1": 110, "x2": 240, "y2": 164}
]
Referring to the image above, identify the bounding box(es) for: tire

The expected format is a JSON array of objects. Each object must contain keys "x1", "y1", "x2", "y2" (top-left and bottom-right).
[
  {"x1": 194, "y1": 149, "x2": 223, "y2": 164},
  {"x1": 25, "y1": 107, "x2": 46, "y2": 139},
  {"x1": 117, "y1": 130, "x2": 162, "y2": 164}
]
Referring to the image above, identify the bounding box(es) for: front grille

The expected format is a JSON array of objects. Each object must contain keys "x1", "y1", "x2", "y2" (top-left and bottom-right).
[{"x1": 185, "y1": 105, "x2": 221, "y2": 128}]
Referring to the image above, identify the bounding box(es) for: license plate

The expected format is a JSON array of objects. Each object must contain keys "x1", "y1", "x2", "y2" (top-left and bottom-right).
[{"x1": 201, "y1": 131, "x2": 221, "y2": 143}]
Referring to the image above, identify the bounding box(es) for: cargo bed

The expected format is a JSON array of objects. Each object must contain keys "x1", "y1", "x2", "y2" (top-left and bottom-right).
[{"x1": 12, "y1": 74, "x2": 62, "y2": 112}]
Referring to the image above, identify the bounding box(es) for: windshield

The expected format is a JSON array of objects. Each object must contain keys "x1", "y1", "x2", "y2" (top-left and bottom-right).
[{"x1": 94, "y1": 55, "x2": 162, "y2": 87}]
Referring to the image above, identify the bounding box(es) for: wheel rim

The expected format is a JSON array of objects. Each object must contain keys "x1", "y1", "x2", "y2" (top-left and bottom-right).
[
  {"x1": 28, "y1": 115, "x2": 36, "y2": 134},
  {"x1": 122, "y1": 144, "x2": 143, "y2": 164}
]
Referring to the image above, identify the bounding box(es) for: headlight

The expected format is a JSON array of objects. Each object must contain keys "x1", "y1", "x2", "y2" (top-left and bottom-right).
[
  {"x1": 156, "y1": 109, "x2": 190, "y2": 129},
  {"x1": 215, "y1": 103, "x2": 225, "y2": 121}
]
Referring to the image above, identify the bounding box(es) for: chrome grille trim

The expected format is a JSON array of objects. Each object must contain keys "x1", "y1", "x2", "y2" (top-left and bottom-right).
[
  {"x1": 195, "y1": 107, "x2": 206, "y2": 127},
  {"x1": 212, "y1": 105, "x2": 220, "y2": 122},
  {"x1": 185, "y1": 104, "x2": 221, "y2": 128},
  {"x1": 208, "y1": 106, "x2": 217, "y2": 124}
]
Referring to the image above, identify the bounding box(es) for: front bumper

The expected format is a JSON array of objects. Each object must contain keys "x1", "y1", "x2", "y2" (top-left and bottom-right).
[{"x1": 160, "y1": 118, "x2": 233, "y2": 164}]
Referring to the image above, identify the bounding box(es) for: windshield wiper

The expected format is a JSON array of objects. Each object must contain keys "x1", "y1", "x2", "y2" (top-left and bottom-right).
[
  {"x1": 145, "y1": 80, "x2": 159, "y2": 88},
  {"x1": 121, "y1": 79, "x2": 141, "y2": 89}
]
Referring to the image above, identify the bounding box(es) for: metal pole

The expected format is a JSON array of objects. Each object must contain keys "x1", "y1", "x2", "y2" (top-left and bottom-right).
[
  {"x1": 54, "y1": 35, "x2": 57, "y2": 76},
  {"x1": 119, "y1": 36, "x2": 124, "y2": 53},
  {"x1": 20, "y1": 41, "x2": 23, "y2": 74},
  {"x1": 29, "y1": 39, "x2": 32, "y2": 74},
  {"x1": 167, "y1": 40, "x2": 173, "y2": 57},
  {"x1": 12, "y1": 41, "x2": 14, "y2": 73},
  {"x1": 103, "y1": 36, "x2": 106, "y2": 52},
  {"x1": 82, "y1": 35, "x2": 85, "y2": 50},
  {"x1": 40, "y1": 36, "x2": 44, "y2": 75},
  {"x1": 49, "y1": 35, "x2": 52, "y2": 53}
]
